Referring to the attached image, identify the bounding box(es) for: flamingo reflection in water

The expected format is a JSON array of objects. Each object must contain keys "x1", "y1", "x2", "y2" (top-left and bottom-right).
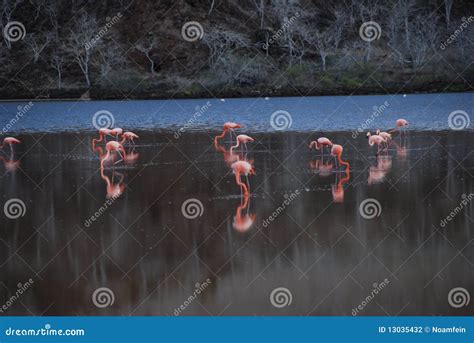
[
  {"x1": 0, "y1": 155, "x2": 20, "y2": 173},
  {"x1": 100, "y1": 164, "x2": 125, "y2": 199},
  {"x1": 233, "y1": 193, "x2": 255, "y2": 233},
  {"x1": 214, "y1": 141, "x2": 240, "y2": 167},
  {"x1": 309, "y1": 158, "x2": 333, "y2": 177},
  {"x1": 332, "y1": 167, "x2": 351, "y2": 203},
  {"x1": 368, "y1": 155, "x2": 393, "y2": 185}
]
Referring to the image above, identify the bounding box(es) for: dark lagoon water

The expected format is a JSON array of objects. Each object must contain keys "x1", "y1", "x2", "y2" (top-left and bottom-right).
[{"x1": 0, "y1": 93, "x2": 473, "y2": 316}]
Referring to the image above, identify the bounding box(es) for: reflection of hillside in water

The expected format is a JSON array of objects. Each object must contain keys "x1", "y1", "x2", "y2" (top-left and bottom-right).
[{"x1": 0, "y1": 131, "x2": 472, "y2": 316}]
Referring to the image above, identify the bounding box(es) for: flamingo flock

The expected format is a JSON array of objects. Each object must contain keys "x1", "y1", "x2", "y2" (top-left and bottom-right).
[
  {"x1": 212, "y1": 118, "x2": 409, "y2": 227},
  {"x1": 91, "y1": 127, "x2": 139, "y2": 198},
  {"x1": 1, "y1": 115, "x2": 408, "y2": 211}
]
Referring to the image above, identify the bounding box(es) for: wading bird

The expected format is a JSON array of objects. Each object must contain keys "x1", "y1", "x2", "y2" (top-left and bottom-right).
[
  {"x1": 230, "y1": 134, "x2": 254, "y2": 153},
  {"x1": 376, "y1": 129, "x2": 392, "y2": 148},
  {"x1": 231, "y1": 160, "x2": 255, "y2": 197},
  {"x1": 120, "y1": 131, "x2": 139, "y2": 146},
  {"x1": 366, "y1": 132, "x2": 387, "y2": 154},
  {"x1": 100, "y1": 141, "x2": 126, "y2": 168},
  {"x1": 110, "y1": 128, "x2": 123, "y2": 140},
  {"x1": 92, "y1": 128, "x2": 113, "y2": 146},
  {"x1": 214, "y1": 122, "x2": 241, "y2": 145},
  {"x1": 309, "y1": 137, "x2": 333, "y2": 155},
  {"x1": 389, "y1": 119, "x2": 409, "y2": 138},
  {"x1": 0, "y1": 137, "x2": 21, "y2": 153},
  {"x1": 331, "y1": 144, "x2": 350, "y2": 170}
]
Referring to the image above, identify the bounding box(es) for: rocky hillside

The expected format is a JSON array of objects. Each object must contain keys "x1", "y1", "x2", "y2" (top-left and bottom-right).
[{"x1": 0, "y1": 0, "x2": 473, "y2": 100}]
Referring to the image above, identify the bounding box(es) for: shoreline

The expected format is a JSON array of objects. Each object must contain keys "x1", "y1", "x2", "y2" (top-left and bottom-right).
[{"x1": 0, "y1": 84, "x2": 472, "y2": 103}]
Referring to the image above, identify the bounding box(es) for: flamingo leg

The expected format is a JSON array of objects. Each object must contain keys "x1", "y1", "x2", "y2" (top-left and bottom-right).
[
  {"x1": 245, "y1": 174, "x2": 250, "y2": 195},
  {"x1": 114, "y1": 151, "x2": 124, "y2": 165}
]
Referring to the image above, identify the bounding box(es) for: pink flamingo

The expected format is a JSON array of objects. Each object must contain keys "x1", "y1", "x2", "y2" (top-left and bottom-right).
[
  {"x1": 331, "y1": 144, "x2": 350, "y2": 170},
  {"x1": 100, "y1": 141, "x2": 126, "y2": 168},
  {"x1": 110, "y1": 128, "x2": 123, "y2": 141},
  {"x1": 230, "y1": 134, "x2": 254, "y2": 153},
  {"x1": 231, "y1": 160, "x2": 255, "y2": 197},
  {"x1": 309, "y1": 137, "x2": 333, "y2": 155},
  {"x1": 376, "y1": 129, "x2": 392, "y2": 148},
  {"x1": 214, "y1": 122, "x2": 241, "y2": 145},
  {"x1": 389, "y1": 119, "x2": 409, "y2": 138},
  {"x1": 92, "y1": 128, "x2": 112, "y2": 146},
  {"x1": 120, "y1": 131, "x2": 139, "y2": 146},
  {"x1": 0, "y1": 137, "x2": 21, "y2": 153},
  {"x1": 367, "y1": 132, "x2": 387, "y2": 154}
]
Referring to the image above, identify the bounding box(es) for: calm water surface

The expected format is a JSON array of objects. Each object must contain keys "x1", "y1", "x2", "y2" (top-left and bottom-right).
[{"x1": 0, "y1": 93, "x2": 473, "y2": 316}]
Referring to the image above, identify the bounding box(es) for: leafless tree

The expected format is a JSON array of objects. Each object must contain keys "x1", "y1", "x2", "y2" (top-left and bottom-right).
[
  {"x1": 50, "y1": 47, "x2": 65, "y2": 89},
  {"x1": 408, "y1": 15, "x2": 439, "y2": 70},
  {"x1": 1, "y1": 0, "x2": 20, "y2": 49},
  {"x1": 135, "y1": 35, "x2": 159, "y2": 76},
  {"x1": 208, "y1": 0, "x2": 215, "y2": 15},
  {"x1": 94, "y1": 41, "x2": 127, "y2": 79},
  {"x1": 29, "y1": 0, "x2": 47, "y2": 21},
  {"x1": 65, "y1": 13, "x2": 100, "y2": 86},
  {"x1": 45, "y1": 1, "x2": 60, "y2": 35},
  {"x1": 26, "y1": 31, "x2": 53, "y2": 63},
  {"x1": 253, "y1": 0, "x2": 266, "y2": 29},
  {"x1": 444, "y1": 0, "x2": 453, "y2": 28},
  {"x1": 356, "y1": 1, "x2": 382, "y2": 62},
  {"x1": 202, "y1": 27, "x2": 250, "y2": 66}
]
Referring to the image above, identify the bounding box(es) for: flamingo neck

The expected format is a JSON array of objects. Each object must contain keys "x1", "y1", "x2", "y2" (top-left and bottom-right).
[
  {"x1": 213, "y1": 129, "x2": 227, "y2": 144},
  {"x1": 234, "y1": 172, "x2": 248, "y2": 196},
  {"x1": 230, "y1": 140, "x2": 240, "y2": 153},
  {"x1": 337, "y1": 152, "x2": 350, "y2": 170},
  {"x1": 309, "y1": 141, "x2": 320, "y2": 150},
  {"x1": 100, "y1": 151, "x2": 111, "y2": 168}
]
